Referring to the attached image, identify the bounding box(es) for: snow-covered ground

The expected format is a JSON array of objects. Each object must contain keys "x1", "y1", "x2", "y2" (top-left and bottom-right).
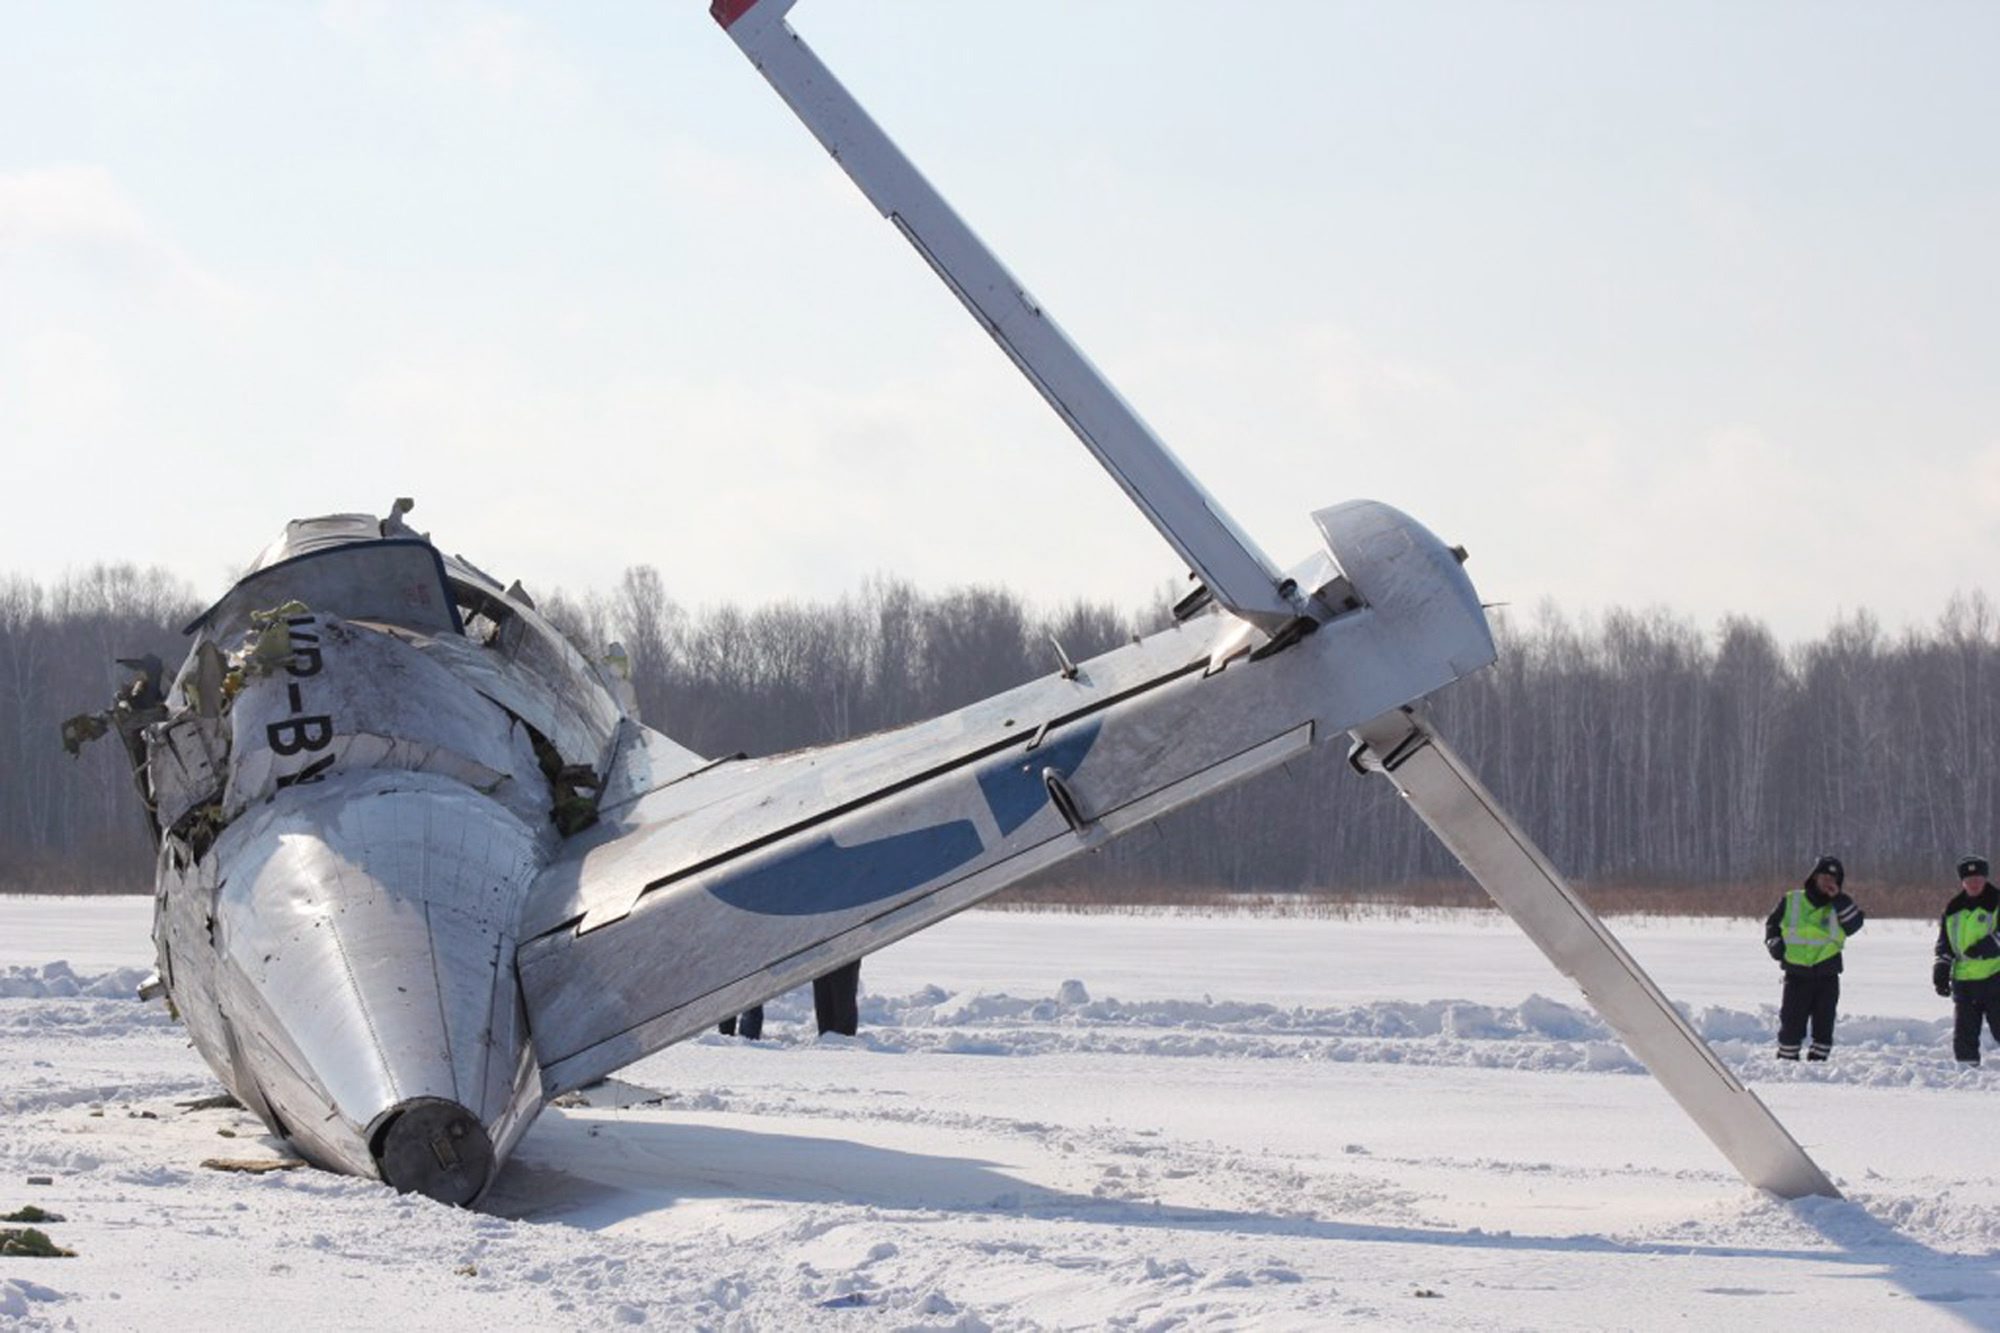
[{"x1": 4, "y1": 897, "x2": 1998, "y2": 1330}]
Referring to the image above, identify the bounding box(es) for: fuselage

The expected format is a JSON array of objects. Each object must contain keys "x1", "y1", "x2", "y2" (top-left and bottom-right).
[
  {"x1": 144, "y1": 513, "x2": 639, "y2": 1203},
  {"x1": 125, "y1": 500, "x2": 1496, "y2": 1207}
]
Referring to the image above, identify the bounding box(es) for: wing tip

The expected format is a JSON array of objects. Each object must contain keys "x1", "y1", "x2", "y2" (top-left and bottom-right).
[{"x1": 710, "y1": 0, "x2": 759, "y2": 29}]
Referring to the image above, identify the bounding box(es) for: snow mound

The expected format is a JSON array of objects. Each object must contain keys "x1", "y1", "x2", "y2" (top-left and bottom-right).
[
  {"x1": 0, "y1": 1279, "x2": 65, "y2": 1321},
  {"x1": 0, "y1": 962, "x2": 150, "y2": 999}
]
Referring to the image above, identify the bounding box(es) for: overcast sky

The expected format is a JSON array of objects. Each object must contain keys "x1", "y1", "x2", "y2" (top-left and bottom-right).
[{"x1": 3, "y1": 1, "x2": 1995, "y2": 642}]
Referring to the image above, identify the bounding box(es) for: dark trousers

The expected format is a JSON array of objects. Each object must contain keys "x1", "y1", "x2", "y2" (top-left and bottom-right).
[
  {"x1": 1953, "y1": 976, "x2": 2000, "y2": 1063},
  {"x1": 718, "y1": 1005, "x2": 764, "y2": 1040},
  {"x1": 1777, "y1": 972, "x2": 1839, "y2": 1059},
  {"x1": 814, "y1": 960, "x2": 861, "y2": 1036}
]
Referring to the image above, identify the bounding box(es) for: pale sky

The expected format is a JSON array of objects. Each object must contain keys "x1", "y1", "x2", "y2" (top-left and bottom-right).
[{"x1": 3, "y1": 1, "x2": 1996, "y2": 642}]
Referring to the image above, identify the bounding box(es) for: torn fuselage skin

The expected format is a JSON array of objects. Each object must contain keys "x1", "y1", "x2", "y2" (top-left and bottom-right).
[{"x1": 127, "y1": 505, "x2": 635, "y2": 1203}]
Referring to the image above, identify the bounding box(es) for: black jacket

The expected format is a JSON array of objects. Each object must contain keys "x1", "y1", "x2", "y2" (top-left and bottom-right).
[
  {"x1": 1934, "y1": 883, "x2": 2000, "y2": 985},
  {"x1": 1765, "y1": 882, "x2": 1864, "y2": 976}
]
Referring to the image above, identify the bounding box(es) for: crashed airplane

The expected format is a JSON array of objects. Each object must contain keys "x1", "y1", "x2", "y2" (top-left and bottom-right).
[{"x1": 72, "y1": 0, "x2": 1837, "y2": 1206}]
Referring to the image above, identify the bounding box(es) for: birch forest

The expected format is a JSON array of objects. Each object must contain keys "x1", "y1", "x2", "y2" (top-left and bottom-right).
[{"x1": 3, "y1": 564, "x2": 1995, "y2": 907}]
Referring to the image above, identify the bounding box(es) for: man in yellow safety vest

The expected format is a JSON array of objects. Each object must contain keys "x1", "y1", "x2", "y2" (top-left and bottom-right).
[
  {"x1": 1763, "y1": 854, "x2": 1865, "y2": 1061},
  {"x1": 1934, "y1": 855, "x2": 2000, "y2": 1066}
]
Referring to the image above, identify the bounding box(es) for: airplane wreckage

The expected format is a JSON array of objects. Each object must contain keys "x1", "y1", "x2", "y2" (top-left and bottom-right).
[{"x1": 67, "y1": 0, "x2": 1836, "y2": 1206}]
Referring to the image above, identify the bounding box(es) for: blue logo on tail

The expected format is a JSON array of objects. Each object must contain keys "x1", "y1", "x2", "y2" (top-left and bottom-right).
[
  {"x1": 709, "y1": 719, "x2": 1101, "y2": 917},
  {"x1": 976, "y1": 721, "x2": 1101, "y2": 837}
]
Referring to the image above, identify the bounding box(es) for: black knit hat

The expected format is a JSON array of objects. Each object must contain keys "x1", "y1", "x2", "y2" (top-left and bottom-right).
[
  {"x1": 1809, "y1": 854, "x2": 1845, "y2": 886},
  {"x1": 1959, "y1": 855, "x2": 1990, "y2": 881}
]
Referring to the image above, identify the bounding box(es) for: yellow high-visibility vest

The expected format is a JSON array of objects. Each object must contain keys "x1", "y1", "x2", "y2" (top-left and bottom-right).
[
  {"x1": 1947, "y1": 905, "x2": 2000, "y2": 982},
  {"x1": 1781, "y1": 890, "x2": 1845, "y2": 968}
]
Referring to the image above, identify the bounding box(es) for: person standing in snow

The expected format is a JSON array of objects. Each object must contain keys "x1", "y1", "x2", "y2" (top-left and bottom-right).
[
  {"x1": 716, "y1": 959, "x2": 860, "y2": 1040},
  {"x1": 1764, "y1": 854, "x2": 1865, "y2": 1061},
  {"x1": 813, "y1": 958, "x2": 861, "y2": 1037},
  {"x1": 718, "y1": 1005, "x2": 764, "y2": 1040},
  {"x1": 1933, "y1": 855, "x2": 2000, "y2": 1066}
]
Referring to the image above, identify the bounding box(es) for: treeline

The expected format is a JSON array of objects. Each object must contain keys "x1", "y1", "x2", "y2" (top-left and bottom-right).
[
  {"x1": 2, "y1": 564, "x2": 1995, "y2": 908},
  {"x1": 0, "y1": 569, "x2": 198, "y2": 891}
]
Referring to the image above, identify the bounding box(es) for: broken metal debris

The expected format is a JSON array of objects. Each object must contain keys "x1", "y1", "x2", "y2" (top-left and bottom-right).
[
  {"x1": 528, "y1": 729, "x2": 601, "y2": 836},
  {"x1": 379, "y1": 495, "x2": 426, "y2": 541},
  {"x1": 175, "y1": 1093, "x2": 244, "y2": 1112},
  {"x1": 200, "y1": 1158, "x2": 306, "y2": 1175},
  {"x1": 61, "y1": 656, "x2": 170, "y2": 758},
  {"x1": 57, "y1": 712, "x2": 110, "y2": 757}
]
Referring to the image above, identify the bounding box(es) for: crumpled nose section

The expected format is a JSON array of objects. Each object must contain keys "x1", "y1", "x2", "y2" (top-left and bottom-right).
[{"x1": 206, "y1": 770, "x2": 547, "y2": 1197}]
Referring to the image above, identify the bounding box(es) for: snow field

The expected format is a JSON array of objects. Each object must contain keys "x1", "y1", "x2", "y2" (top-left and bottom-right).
[{"x1": 2, "y1": 898, "x2": 1999, "y2": 1329}]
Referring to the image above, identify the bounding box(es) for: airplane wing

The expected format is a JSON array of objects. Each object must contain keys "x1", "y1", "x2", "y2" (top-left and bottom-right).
[
  {"x1": 1349, "y1": 710, "x2": 1839, "y2": 1199},
  {"x1": 709, "y1": 0, "x2": 1302, "y2": 637}
]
